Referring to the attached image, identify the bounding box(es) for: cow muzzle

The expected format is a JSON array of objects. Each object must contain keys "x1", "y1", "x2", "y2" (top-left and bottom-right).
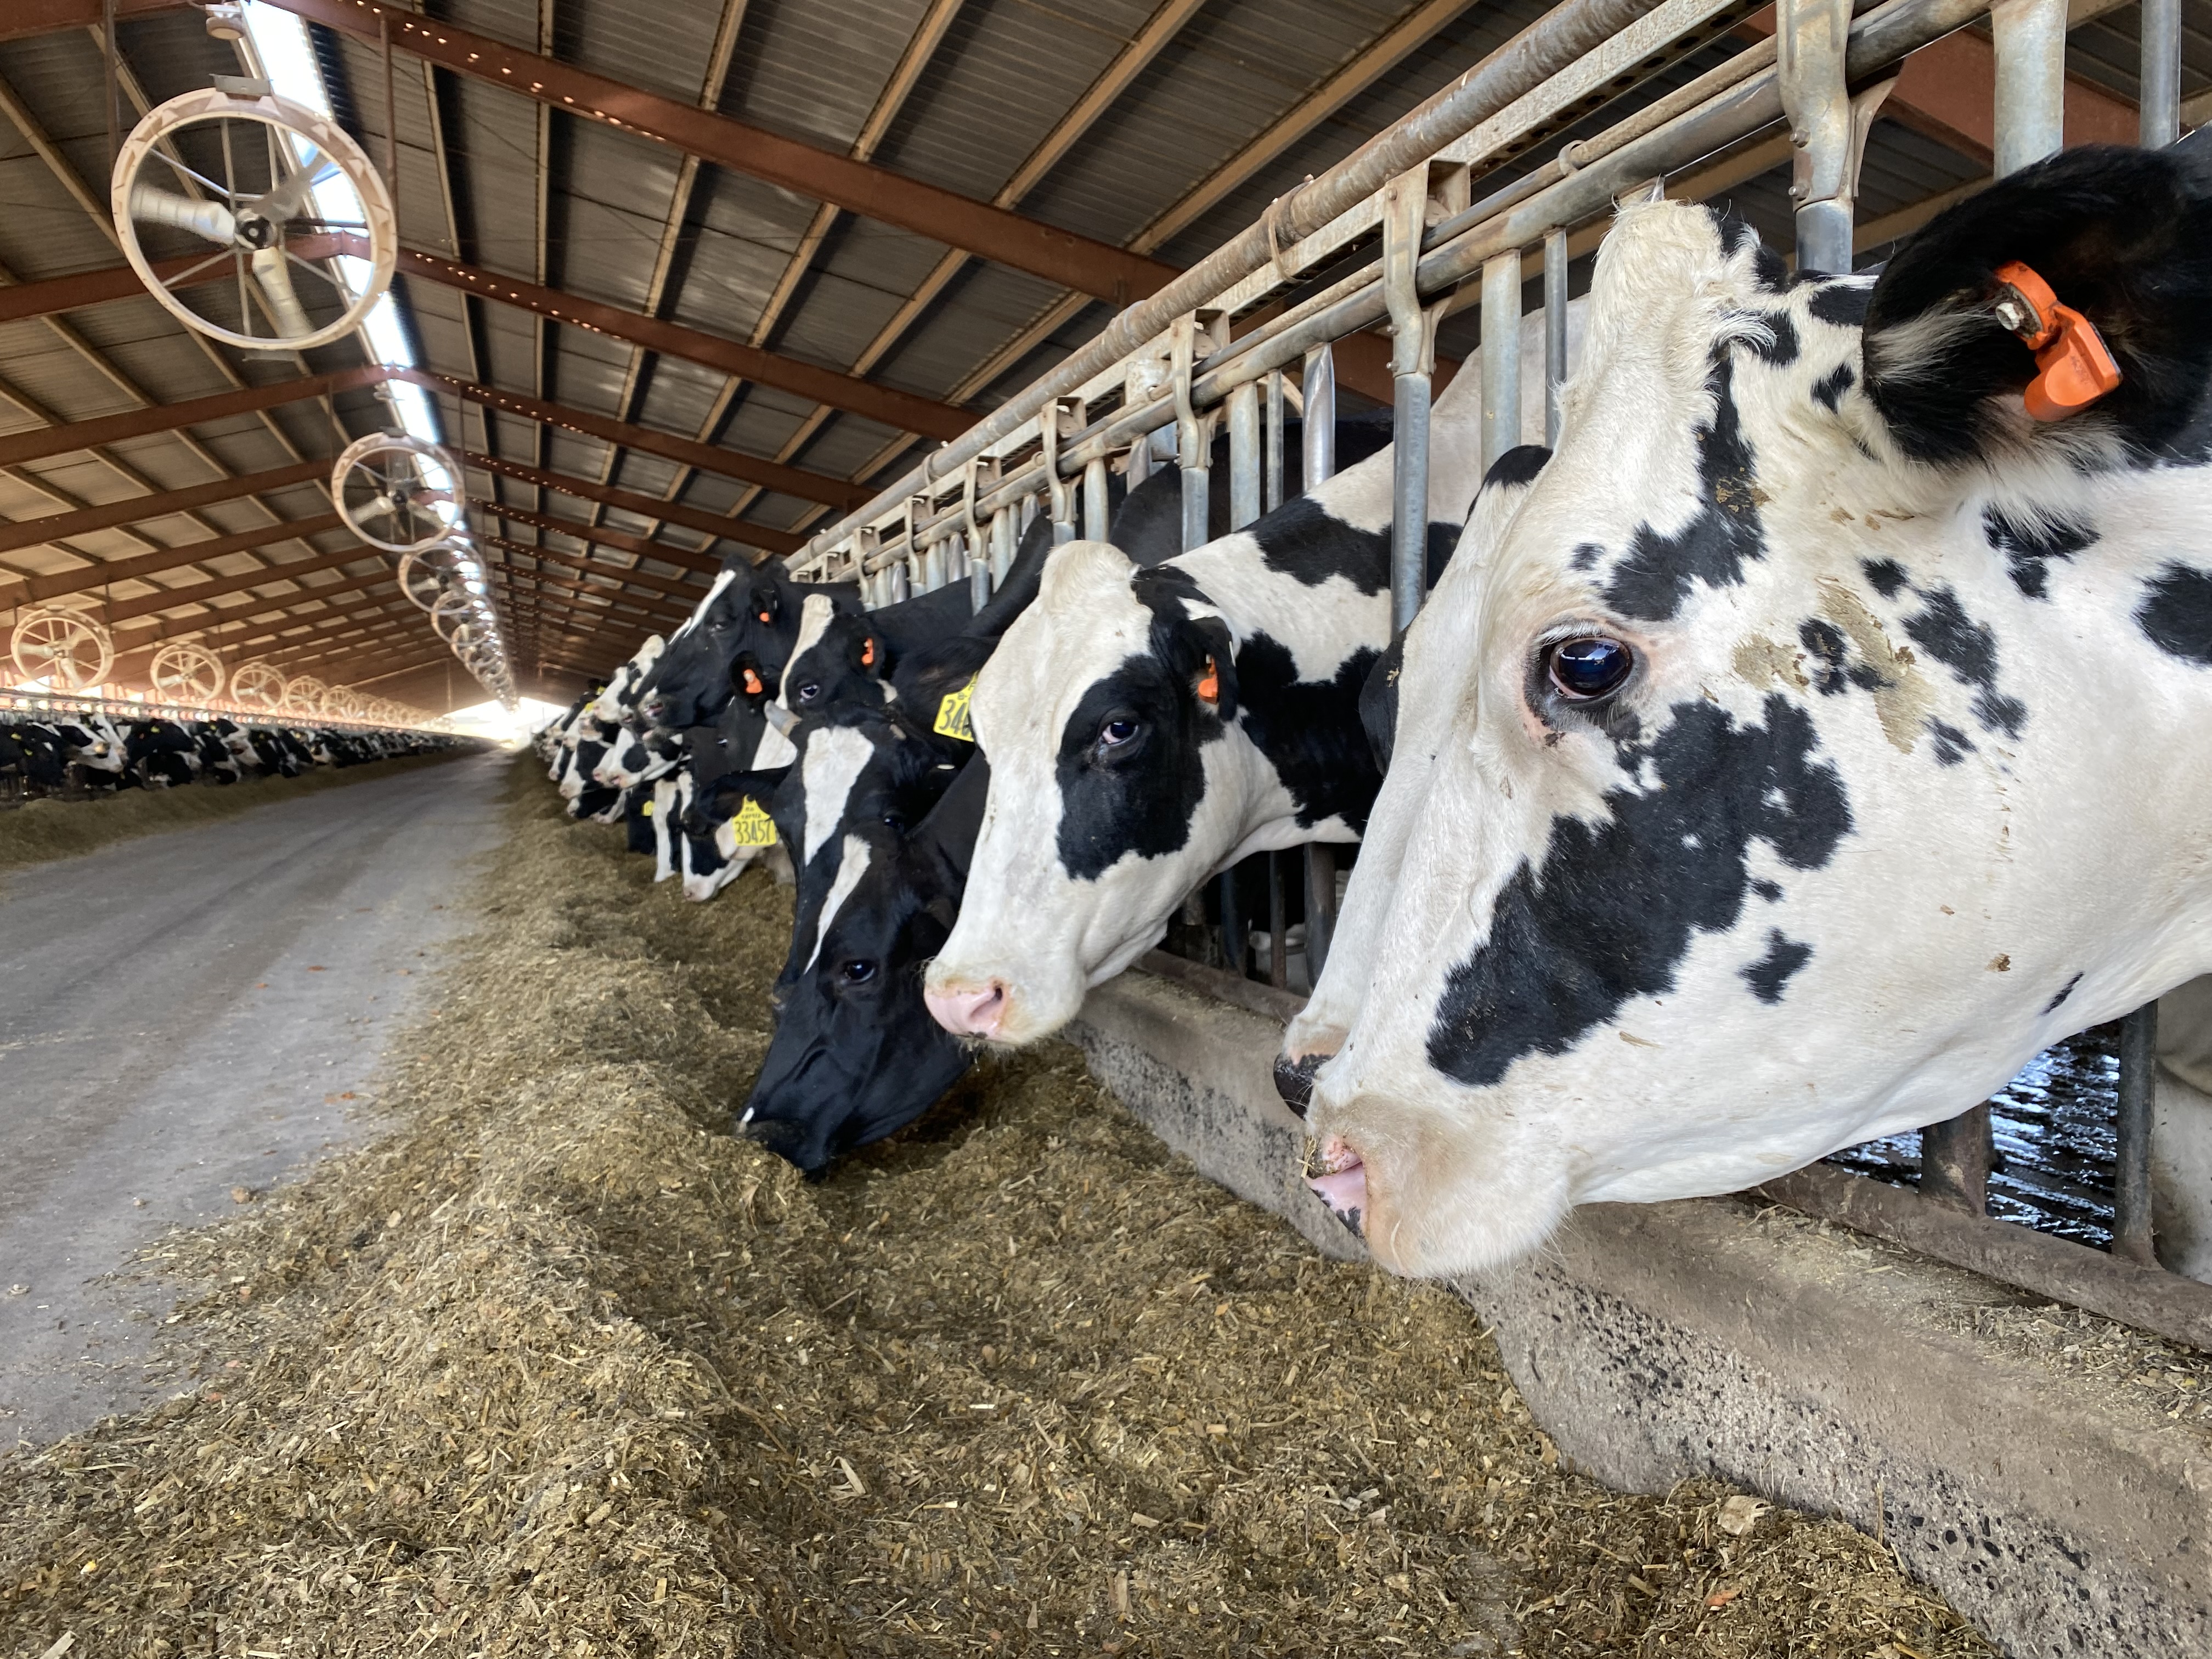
[{"x1": 924, "y1": 979, "x2": 1008, "y2": 1040}]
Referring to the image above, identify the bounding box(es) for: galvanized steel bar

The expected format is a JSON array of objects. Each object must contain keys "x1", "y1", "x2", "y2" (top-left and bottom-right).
[
  {"x1": 2113, "y1": 1003, "x2": 2160, "y2": 1266},
  {"x1": 2142, "y1": 0, "x2": 2182, "y2": 146},
  {"x1": 1779, "y1": 0, "x2": 1855, "y2": 274},
  {"x1": 1990, "y1": 0, "x2": 2068, "y2": 176},
  {"x1": 1543, "y1": 228, "x2": 1570, "y2": 447},
  {"x1": 1480, "y1": 250, "x2": 1523, "y2": 472},
  {"x1": 1083, "y1": 455, "x2": 1110, "y2": 541},
  {"x1": 1302, "y1": 347, "x2": 1336, "y2": 487},
  {"x1": 1384, "y1": 172, "x2": 1434, "y2": 632},
  {"x1": 1265, "y1": 371, "x2": 1286, "y2": 513},
  {"x1": 1228, "y1": 381, "x2": 1262, "y2": 531}
]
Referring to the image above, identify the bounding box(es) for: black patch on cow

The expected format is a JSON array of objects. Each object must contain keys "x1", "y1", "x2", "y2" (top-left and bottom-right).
[
  {"x1": 1602, "y1": 352, "x2": 1768, "y2": 621},
  {"x1": 1741, "y1": 929, "x2": 1814, "y2": 1003},
  {"x1": 1251, "y1": 496, "x2": 1389, "y2": 594},
  {"x1": 1812, "y1": 363, "x2": 1855, "y2": 410},
  {"x1": 1486, "y1": 444, "x2": 1552, "y2": 490},
  {"x1": 1808, "y1": 282, "x2": 1873, "y2": 328},
  {"x1": 1925, "y1": 720, "x2": 1975, "y2": 765},
  {"x1": 1719, "y1": 211, "x2": 1792, "y2": 292},
  {"x1": 2136, "y1": 562, "x2": 2212, "y2": 664},
  {"x1": 1751, "y1": 878, "x2": 1782, "y2": 901},
  {"x1": 1903, "y1": 586, "x2": 2028, "y2": 737},
  {"x1": 1234, "y1": 633, "x2": 1384, "y2": 833},
  {"x1": 1742, "y1": 311, "x2": 1801, "y2": 366},
  {"x1": 1425, "y1": 695, "x2": 1853, "y2": 1087},
  {"x1": 1863, "y1": 557, "x2": 1909, "y2": 598},
  {"x1": 1572, "y1": 542, "x2": 1605, "y2": 571},
  {"x1": 1798, "y1": 619, "x2": 1887, "y2": 696},
  {"x1": 2044, "y1": 972, "x2": 2084, "y2": 1014},
  {"x1": 1861, "y1": 144, "x2": 2212, "y2": 466},
  {"x1": 1983, "y1": 505, "x2": 2098, "y2": 600},
  {"x1": 1425, "y1": 520, "x2": 1461, "y2": 590},
  {"x1": 1053, "y1": 630, "x2": 1228, "y2": 879}
]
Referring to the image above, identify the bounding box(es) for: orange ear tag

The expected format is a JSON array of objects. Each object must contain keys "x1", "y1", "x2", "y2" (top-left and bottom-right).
[
  {"x1": 1196, "y1": 655, "x2": 1220, "y2": 706},
  {"x1": 1991, "y1": 261, "x2": 2123, "y2": 422},
  {"x1": 861, "y1": 637, "x2": 877, "y2": 667},
  {"x1": 742, "y1": 668, "x2": 764, "y2": 696},
  {"x1": 758, "y1": 610, "x2": 772, "y2": 623}
]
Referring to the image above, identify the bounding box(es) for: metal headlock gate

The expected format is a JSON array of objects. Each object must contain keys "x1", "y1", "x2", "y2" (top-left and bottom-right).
[{"x1": 787, "y1": 0, "x2": 2211, "y2": 1347}]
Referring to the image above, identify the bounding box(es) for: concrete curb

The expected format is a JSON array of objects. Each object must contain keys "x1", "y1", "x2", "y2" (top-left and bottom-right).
[{"x1": 1071, "y1": 968, "x2": 2212, "y2": 1658}]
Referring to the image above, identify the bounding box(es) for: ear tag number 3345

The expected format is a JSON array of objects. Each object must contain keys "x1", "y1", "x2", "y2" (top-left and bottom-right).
[{"x1": 730, "y1": 798, "x2": 777, "y2": 847}]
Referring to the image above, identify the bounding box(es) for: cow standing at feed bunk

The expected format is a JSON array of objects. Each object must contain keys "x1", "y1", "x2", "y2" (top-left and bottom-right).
[
  {"x1": 921, "y1": 380, "x2": 1480, "y2": 1044},
  {"x1": 1275, "y1": 144, "x2": 2212, "y2": 1281}
]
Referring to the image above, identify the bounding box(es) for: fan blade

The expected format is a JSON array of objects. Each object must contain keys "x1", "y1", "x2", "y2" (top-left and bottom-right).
[
  {"x1": 128, "y1": 184, "x2": 236, "y2": 244},
  {"x1": 253, "y1": 148, "x2": 325, "y2": 224},
  {"x1": 251, "y1": 247, "x2": 315, "y2": 340}
]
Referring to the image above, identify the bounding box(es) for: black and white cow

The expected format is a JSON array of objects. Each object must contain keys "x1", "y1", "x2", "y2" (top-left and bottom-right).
[
  {"x1": 1287, "y1": 144, "x2": 2212, "y2": 1278},
  {"x1": 921, "y1": 391, "x2": 1470, "y2": 1042},
  {"x1": 634, "y1": 563, "x2": 862, "y2": 736}
]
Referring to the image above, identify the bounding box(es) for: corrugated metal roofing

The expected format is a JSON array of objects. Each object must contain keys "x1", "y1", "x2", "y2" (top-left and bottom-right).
[{"x1": 0, "y1": 0, "x2": 2202, "y2": 711}]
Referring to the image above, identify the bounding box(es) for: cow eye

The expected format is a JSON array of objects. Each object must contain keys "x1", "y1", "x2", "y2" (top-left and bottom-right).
[
  {"x1": 796, "y1": 682, "x2": 820, "y2": 703},
  {"x1": 839, "y1": 960, "x2": 877, "y2": 985},
  {"x1": 1098, "y1": 716, "x2": 1138, "y2": 749},
  {"x1": 1545, "y1": 636, "x2": 1634, "y2": 701}
]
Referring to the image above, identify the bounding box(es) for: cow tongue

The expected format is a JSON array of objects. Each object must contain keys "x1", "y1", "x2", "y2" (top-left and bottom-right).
[{"x1": 1302, "y1": 1136, "x2": 1367, "y2": 1232}]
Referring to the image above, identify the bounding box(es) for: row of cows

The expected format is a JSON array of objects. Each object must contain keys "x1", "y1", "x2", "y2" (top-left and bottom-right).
[
  {"x1": 0, "y1": 711, "x2": 455, "y2": 799},
  {"x1": 541, "y1": 143, "x2": 2212, "y2": 1284}
]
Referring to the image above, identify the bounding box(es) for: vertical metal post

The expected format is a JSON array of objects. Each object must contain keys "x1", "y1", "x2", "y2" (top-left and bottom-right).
[
  {"x1": 1302, "y1": 345, "x2": 1336, "y2": 487},
  {"x1": 1172, "y1": 313, "x2": 1220, "y2": 555},
  {"x1": 1227, "y1": 381, "x2": 1262, "y2": 531},
  {"x1": 1382, "y1": 172, "x2": 1435, "y2": 633},
  {"x1": 1990, "y1": 0, "x2": 2068, "y2": 176},
  {"x1": 1304, "y1": 846, "x2": 1336, "y2": 982},
  {"x1": 2142, "y1": 0, "x2": 2182, "y2": 146},
  {"x1": 1044, "y1": 396, "x2": 1082, "y2": 545},
  {"x1": 1219, "y1": 868, "x2": 1245, "y2": 977},
  {"x1": 1267, "y1": 850, "x2": 1288, "y2": 989},
  {"x1": 1480, "y1": 250, "x2": 1523, "y2": 473},
  {"x1": 1265, "y1": 371, "x2": 1286, "y2": 512},
  {"x1": 2114, "y1": 1002, "x2": 2160, "y2": 1265},
  {"x1": 1084, "y1": 455, "x2": 1110, "y2": 541},
  {"x1": 1779, "y1": 0, "x2": 1855, "y2": 274},
  {"x1": 1920, "y1": 1102, "x2": 1993, "y2": 1215},
  {"x1": 889, "y1": 557, "x2": 911, "y2": 603},
  {"x1": 1301, "y1": 341, "x2": 1339, "y2": 984},
  {"x1": 1543, "y1": 227, "x2": 1569, "y2": 448}
]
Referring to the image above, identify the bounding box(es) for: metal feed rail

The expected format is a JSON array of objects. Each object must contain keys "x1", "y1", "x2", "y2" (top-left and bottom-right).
[{"x1": 781, "y1": 0, "x2": 2203, "y2": 1342}]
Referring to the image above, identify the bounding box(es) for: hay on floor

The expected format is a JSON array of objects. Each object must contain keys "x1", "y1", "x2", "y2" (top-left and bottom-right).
[{"x1": 0, "y1": 757, "x2": 1999, "y2": 1656}]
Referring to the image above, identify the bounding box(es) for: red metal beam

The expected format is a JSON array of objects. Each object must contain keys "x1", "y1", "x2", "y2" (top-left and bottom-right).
[
  {"x1": 3, "y1": 247, "x2": 969, "y2": 441},
  {"x1": 399, "y1": 248, "x2": 970, "y2": 441},
  {"x1": 3, "y1": 512, "x2": 351, "y2": 605},
  {"x1": 393, "y1": 370, "x2": 866, "y2": 515},
  {"x1": 481, "y1": 533, "x2": 706, "y2": 606},
  {"x1": 106, "y1": 546, "x2": 384, "y2": 625},
  {"x1": 0, "y1": 460, "x2": 330, "y2": 558},
  {"x1": 478, "y1": 501, "x2": 724, "y2": 576},
  {"x1": 258, "y1": 0, "x2": 1173, "y2": 307},
  {"x1": 0, "y1": 368, "x2": 382, "y2": 472},
  {"x1": 463, "y1": 452, "x2": 780, "y2": 554}
]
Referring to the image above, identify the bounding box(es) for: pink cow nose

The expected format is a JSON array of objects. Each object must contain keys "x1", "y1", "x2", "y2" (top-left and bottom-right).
[{"x1": 926, "y1": 980, "x2": 1007, "y2": 1038}]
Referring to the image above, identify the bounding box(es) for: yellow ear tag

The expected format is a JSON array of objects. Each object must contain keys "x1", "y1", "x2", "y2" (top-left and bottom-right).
[
  {"x1": 730, "y1": 797, "x2": 778, "y2": 847},
  {"x1": 642, "y1": 800, "x2": 654, "y2": 817},
  {"x1": 933, "y1": 674, "x2": 977, "y2": 742}
]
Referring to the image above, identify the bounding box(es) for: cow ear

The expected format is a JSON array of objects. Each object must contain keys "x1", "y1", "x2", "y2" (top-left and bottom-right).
[
  {"x1": 1154, "y1": 611, "x2": 1238, "y2": 723},
  {"x1": 749, "y1": 583, "x2": 781, "y2": 627},
  {"x1": 1861, "y1": 143, "x2": 2212, "y2": 465}
]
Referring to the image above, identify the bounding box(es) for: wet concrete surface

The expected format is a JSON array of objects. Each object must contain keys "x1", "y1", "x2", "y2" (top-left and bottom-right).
[{"x1": 0, "y1": 752, "x2": 507, "y2": 1448}]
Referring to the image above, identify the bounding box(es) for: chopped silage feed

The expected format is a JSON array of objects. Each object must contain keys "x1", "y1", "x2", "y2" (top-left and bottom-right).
[{"x1": 0, "y1": 756, "x2": 1998, "y2": 1656}]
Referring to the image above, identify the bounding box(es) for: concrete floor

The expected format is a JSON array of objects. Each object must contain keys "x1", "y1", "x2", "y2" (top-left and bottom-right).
[{"x1": 0, "y1": 752, "x2": 509, "y2": 1448}]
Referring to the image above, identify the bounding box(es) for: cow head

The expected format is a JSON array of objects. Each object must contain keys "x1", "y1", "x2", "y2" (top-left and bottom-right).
[
  {"x1": 636, "y1": 565, "x2": 854, "y2": 733},
  {"x1": 1294, "y1": 145, "x2": 2212, "y2": 1277},
  {"x1": 923, "y1": 540, "x2": 1254, "y2": 1042},
  {"x1": 742, "y1": 758, "x2": 984, "y2": 1174}
]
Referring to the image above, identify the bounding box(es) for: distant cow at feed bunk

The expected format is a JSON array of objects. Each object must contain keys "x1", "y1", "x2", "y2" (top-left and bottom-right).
[
  {"x1": 919, "y1": 382, "x2": 1481, "y2": 1045},
  {"x1": 1281, "y1": 144, "x2": 2212, "y2": 1281}
]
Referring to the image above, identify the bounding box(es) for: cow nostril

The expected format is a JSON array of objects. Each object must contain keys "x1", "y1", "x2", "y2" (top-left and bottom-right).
[{"x1": 1273, "y1": 1051, "x2": 1325, "y2": 1118}]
